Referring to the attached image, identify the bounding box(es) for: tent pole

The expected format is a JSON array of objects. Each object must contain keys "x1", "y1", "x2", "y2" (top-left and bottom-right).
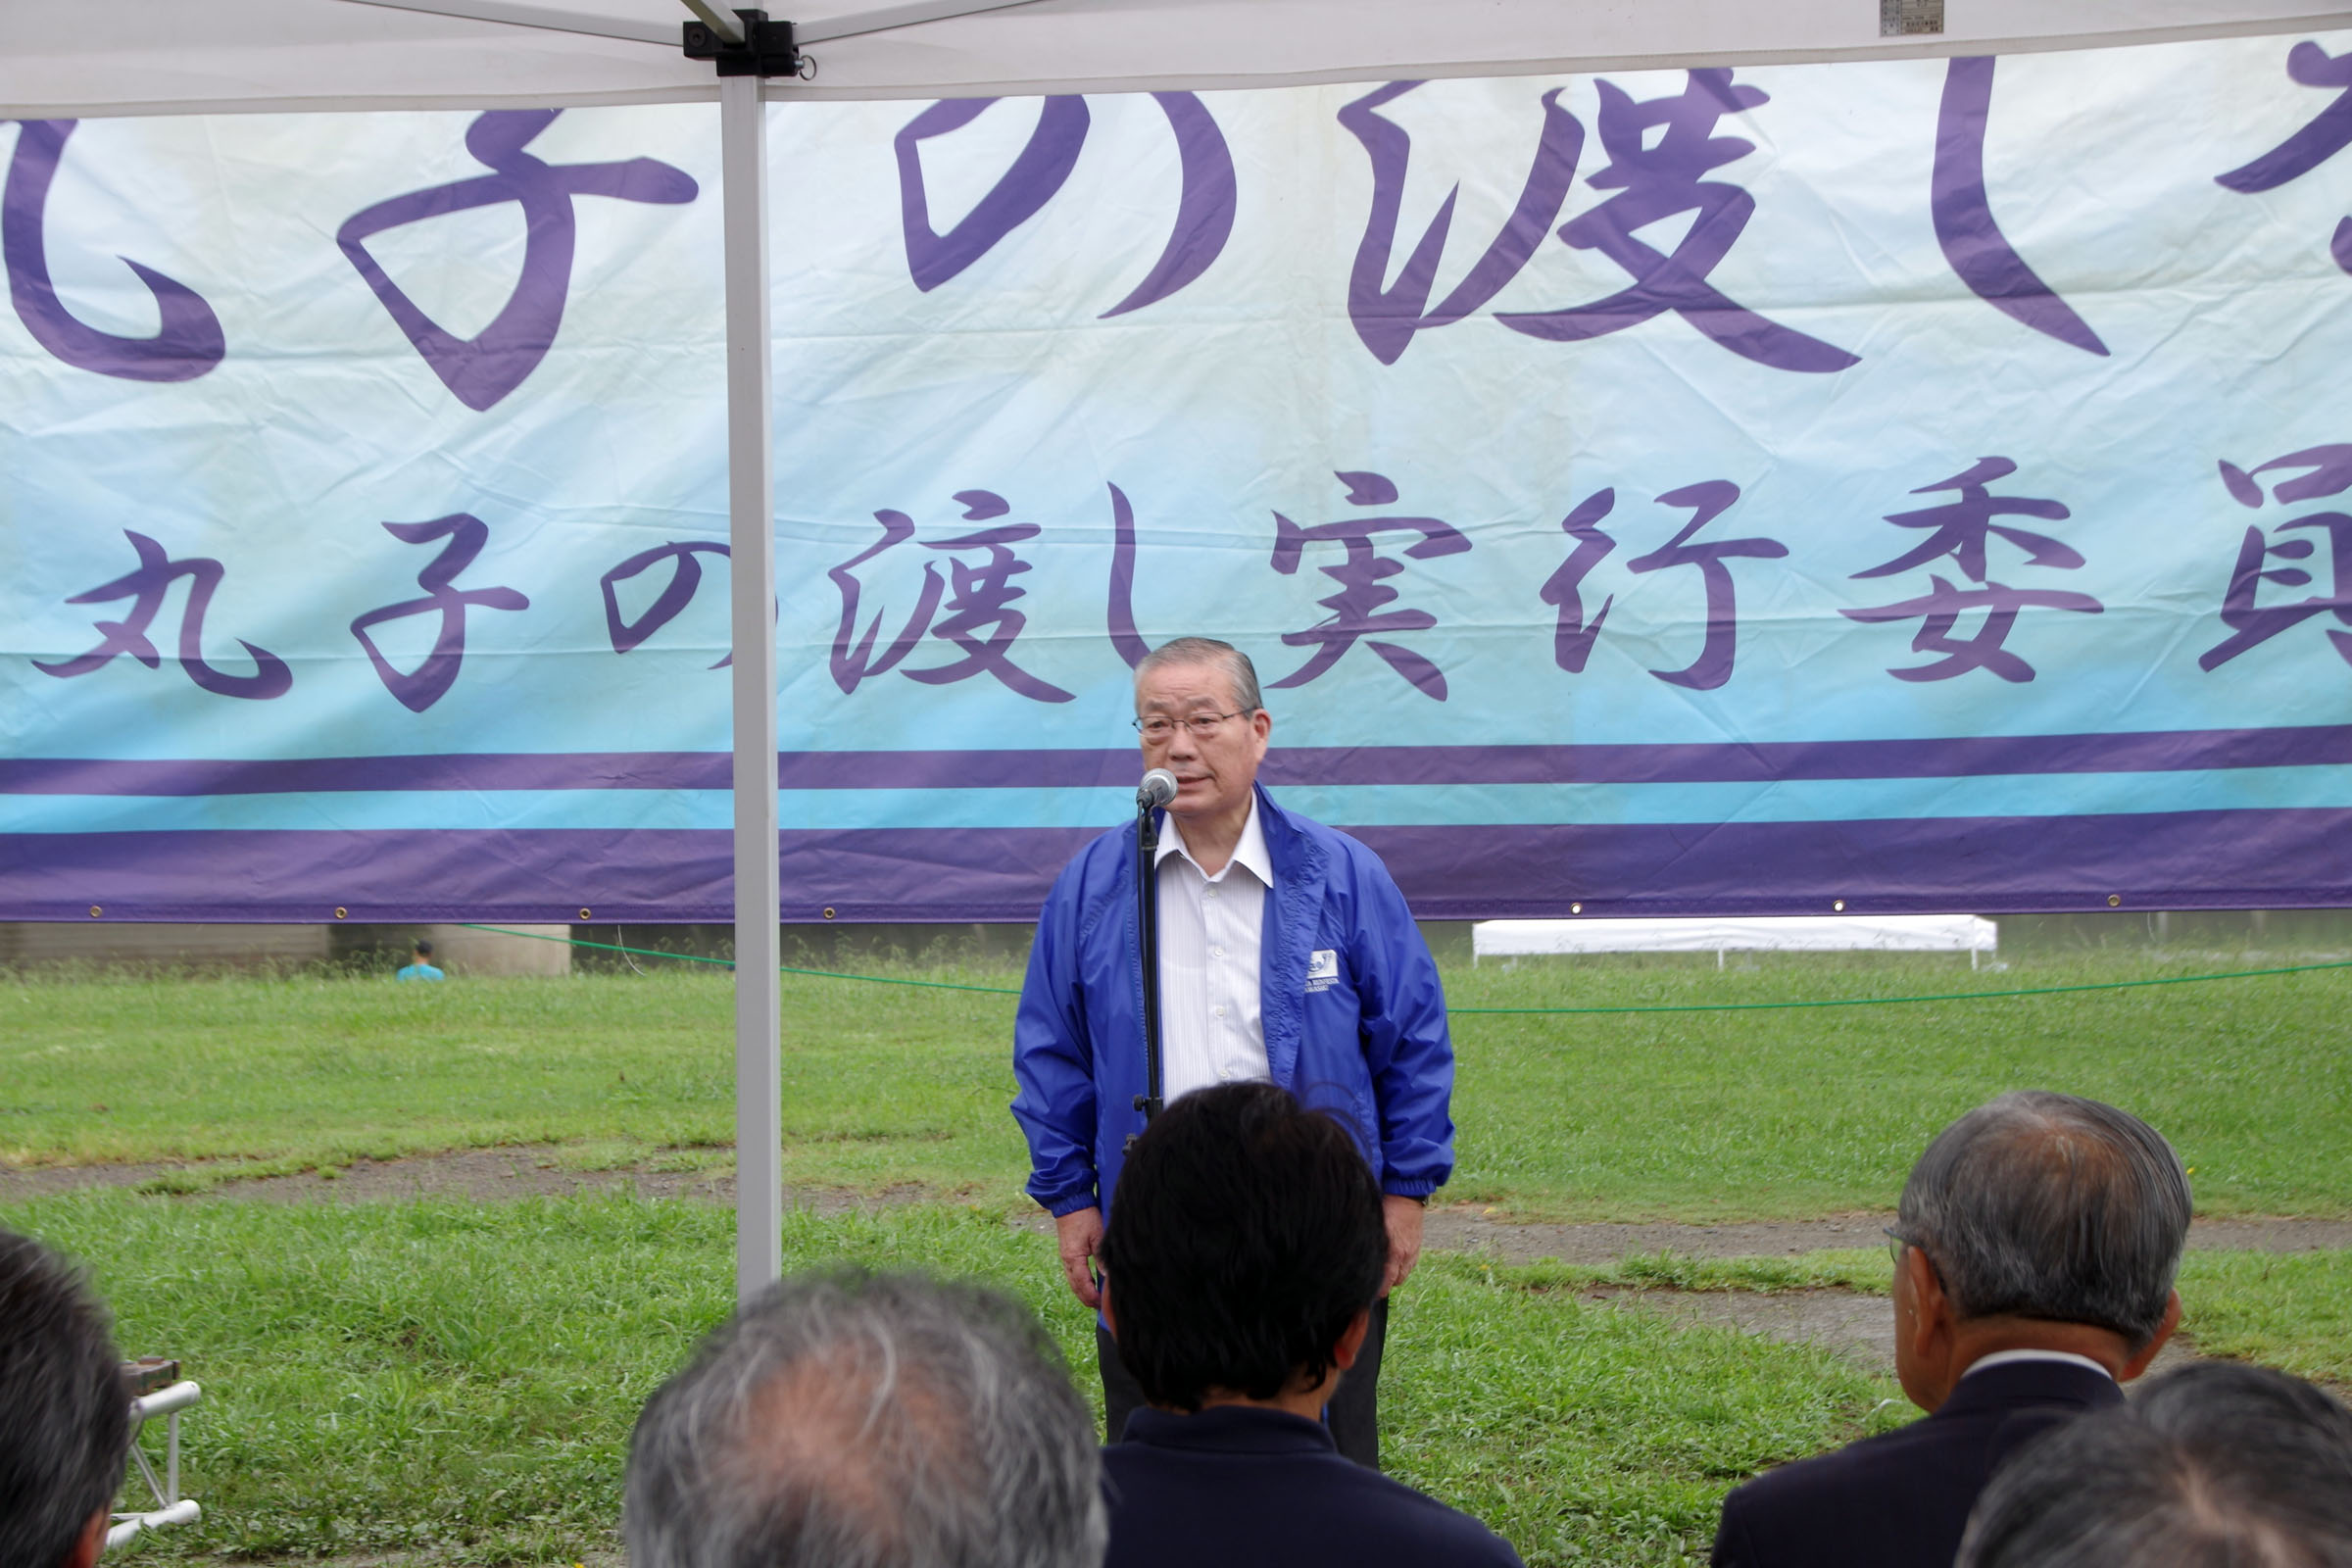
[{"x1": 723, "y1": 68, "x2": 783, "y2": 1303}]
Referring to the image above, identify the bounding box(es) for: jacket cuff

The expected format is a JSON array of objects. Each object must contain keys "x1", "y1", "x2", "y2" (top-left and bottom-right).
[
  {"x1": 1041, "y1": 1190, "x2": 1102, "y2": 1218},
  {"x1": 1382, "y1": 1176, "x2": 1441, "y2": 1200}
]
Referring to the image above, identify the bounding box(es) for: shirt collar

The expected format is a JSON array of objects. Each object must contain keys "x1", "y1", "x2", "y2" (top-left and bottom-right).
[
  {"x1": 1156, "y1": 794, "x2": 1273, "y2": 888},
  {"x1": 1961, "y1": 1348, "x2": 2115, "y2": 1382}
]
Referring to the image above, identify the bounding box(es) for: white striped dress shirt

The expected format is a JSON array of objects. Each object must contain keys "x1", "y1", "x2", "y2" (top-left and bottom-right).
[{"x1": 1153, "y1": 799, "x2": 1274, "y2": 1105}]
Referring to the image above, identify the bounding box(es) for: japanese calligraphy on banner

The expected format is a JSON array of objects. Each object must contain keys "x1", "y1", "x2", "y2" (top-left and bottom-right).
[{"x1": 8, "y1": 32, "x2": 2352, "y2": 923}]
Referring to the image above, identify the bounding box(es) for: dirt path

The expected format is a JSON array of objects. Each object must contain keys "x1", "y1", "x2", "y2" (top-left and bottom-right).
[
  {"x1": 8, "y1": 1150, "x2": 2349, "y2": 1258},
  {"x1": 1417, "y1": 1209, "x2": 2352, "y2": 1261}
]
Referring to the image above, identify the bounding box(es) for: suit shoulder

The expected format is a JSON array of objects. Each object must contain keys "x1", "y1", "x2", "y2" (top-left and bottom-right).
[
  {"x1": 1315, "y1": 1462, "x2": 1522, "y2": 1564},
  {"x1": 1721, "y1": 1417, "x2": 1947, "y2": 1515}
]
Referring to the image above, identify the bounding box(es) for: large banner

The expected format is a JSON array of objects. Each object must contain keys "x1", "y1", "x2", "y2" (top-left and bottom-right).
[{"x1": 8, "y1": 32, "x2": 2352, "y2": 923}]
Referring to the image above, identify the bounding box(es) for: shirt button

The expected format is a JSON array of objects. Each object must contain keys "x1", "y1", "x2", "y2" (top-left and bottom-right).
[
  {"x1": 1210, "y1": 945, "x2": 1225, "y2": 957},
  {"x1": 1204, "y1": 888, "x2": 1219, "y2": 899},
  {"x1": 1213, "y1": 1004, "x2": 1227, "y2": 1017}
]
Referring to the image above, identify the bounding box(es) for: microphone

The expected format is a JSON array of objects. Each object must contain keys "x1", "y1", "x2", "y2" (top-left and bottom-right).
[{"x1": 1137, "y1": 768, "x2": 1178, "y2": 808}]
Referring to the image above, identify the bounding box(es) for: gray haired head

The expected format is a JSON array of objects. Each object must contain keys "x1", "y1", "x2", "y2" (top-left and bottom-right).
[
  {"x1": 1958, "y1": 1362, "x2": 2352, "y2": 1568},
  {"x1": 0, "y1": 1230, "x2": 129, "y2": 1568},
  {"x1": 624, "y1": 1267, "x2": 1104, "y2": 1568},
  {"x1": 1896, "y1": 1091, "x2": 2190, "y2": 1347},
  {"x1": 1134, "y1": 637, "x2": 1262, "y2": 715}
]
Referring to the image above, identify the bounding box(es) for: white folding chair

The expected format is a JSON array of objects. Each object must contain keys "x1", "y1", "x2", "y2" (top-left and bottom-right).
[{"x1": 105, "y1": 1358, "x2": 203, "y2": 1553}]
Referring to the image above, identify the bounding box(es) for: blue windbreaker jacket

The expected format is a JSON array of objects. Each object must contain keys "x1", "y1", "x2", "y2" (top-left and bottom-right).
[{"x1": 1011, "y1": 784, "x2": 1456, "y2": 1218}]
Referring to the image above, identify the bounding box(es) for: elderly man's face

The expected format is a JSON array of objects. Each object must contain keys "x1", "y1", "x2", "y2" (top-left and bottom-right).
[{"x1": 1134, "y1": 659, "x2": 1270, "y2": 824}]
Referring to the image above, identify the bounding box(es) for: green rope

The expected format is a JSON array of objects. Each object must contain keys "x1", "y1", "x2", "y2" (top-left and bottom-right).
[
  {"x1": 461, "y1": 922, "x2": 2352, "y2": 1013},
  {"x1": 1446, "y1": 956, "x2": 2352, "y2": 1014}
]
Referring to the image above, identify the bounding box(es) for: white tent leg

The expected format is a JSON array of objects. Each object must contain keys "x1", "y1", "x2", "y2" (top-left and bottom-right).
[{"x1": 724, "y1": 69, "x2": 783, "y2": 1303}]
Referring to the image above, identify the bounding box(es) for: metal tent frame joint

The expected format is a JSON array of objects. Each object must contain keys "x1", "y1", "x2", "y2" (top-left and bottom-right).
[{"x1": 683, "y1": 10, "x2": 808, "y2": 77}]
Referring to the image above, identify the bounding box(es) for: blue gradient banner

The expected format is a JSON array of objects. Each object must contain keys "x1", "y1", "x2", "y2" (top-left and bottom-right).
[{"x1": 7, "y1": 32, "x2": 2352, "y2": 920}]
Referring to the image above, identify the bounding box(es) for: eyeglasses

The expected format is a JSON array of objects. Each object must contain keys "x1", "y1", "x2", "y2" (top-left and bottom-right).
[
  {"x1": 1133, "y1": 710, "x2": 1250, "y2": 741},
  {"x1": 1885, "y1": 1226, "x2": 1912, "y2": 1267}
]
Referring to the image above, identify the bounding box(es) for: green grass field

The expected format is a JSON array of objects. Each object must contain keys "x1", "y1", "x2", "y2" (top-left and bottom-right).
[
  {"x1": 7, "y1": 953, "x2": 2349, "y2": 1216},
  {"x1": 3, "y1": 953, "x2": 2348, "y2": 1566}
]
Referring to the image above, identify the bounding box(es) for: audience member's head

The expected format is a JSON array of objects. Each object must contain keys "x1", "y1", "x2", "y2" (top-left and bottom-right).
[
  {"x1": 624, "y1": 1267, "x2": 1102, "y2": 1568},
  {"x1": 1958, "y1": 1361, "x2": 2352, "y2": 1567},
  {"x1": 0, "y1": 1230, "x2": 129, "y2": 1568},
  {"x1": 412, "y1": 940, "x2": 434, "y2": 960},
  {"x1": 1099, "y1": 1081, "x2": 1388, "y2": 1412},
  {"x1": 1887, "y1": 1091, "x2": 2192, "y2": 1409}
]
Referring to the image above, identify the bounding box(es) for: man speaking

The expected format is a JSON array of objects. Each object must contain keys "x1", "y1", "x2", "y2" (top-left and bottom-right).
[{"x1": 1011, "y1": 635, "x2": 1456, "y2": 1467}]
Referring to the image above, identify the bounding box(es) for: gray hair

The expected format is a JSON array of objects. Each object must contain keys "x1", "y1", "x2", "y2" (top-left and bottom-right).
[
  {"x1": 1896, "y1": 1091, "x2": 2190, "y2": 1347},
  {"x1": 0, "y1": 1230, "x2": 129, "y2": 1568},
  {"x1": 1958, "y1": 1363, "x2": 2352, "y2": 1568},
  {"x1": 624, "y1": 1268, "x2": 1104, "y2": 1568},
  {"x1": 1134, "y1": 637, "x2": 1262, "y2": 714}
]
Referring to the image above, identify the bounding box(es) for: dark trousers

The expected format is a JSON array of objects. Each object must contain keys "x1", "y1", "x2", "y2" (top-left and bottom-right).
[{"x1": 1097, "y1": 1296, "x2": 1390, "y2": 1469}]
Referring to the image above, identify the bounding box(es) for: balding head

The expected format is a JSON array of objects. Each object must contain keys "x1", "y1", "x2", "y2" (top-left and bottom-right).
[
  {"x1": 624, "y1": 1268, "x2": 1102, "y2": 1568},
  {"x1": 1895, "y1": 1092, "x2": 2191, "y2": 1347}
]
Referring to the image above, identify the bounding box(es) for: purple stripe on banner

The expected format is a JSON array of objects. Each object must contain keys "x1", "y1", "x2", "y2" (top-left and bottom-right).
[
  {"x1": 5, "y1": 725, "x2": 2352, "y2": 798},
  {"x1": 0, "y1": 754, "x2": 732, "y2": 797},
  {"x1": 6, "y1": 810, "x2": 2349, "y2": 923}
]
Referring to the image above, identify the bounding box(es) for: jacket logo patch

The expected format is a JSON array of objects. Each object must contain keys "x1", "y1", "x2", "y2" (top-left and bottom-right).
[{"x1": 1305, "y1": 949, "x2": 1340, "y2": 993}]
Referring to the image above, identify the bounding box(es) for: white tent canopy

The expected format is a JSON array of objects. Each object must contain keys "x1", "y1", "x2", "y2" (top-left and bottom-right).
[
  {"x1": 6, "y1": 0, "x2": 2346, "y2": 1299},
  {"x1": 8, "y1": 0, "x2": 2352, "y2": 115}
]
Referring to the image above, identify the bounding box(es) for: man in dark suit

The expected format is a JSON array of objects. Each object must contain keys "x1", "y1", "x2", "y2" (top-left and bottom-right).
[
  {"x1": 1711, "y1": 1091, "x2": 2192, "y2": 1568},
  {"x1": 1096, "y1": 1081, "x2": 1521, "y2": 1568}
]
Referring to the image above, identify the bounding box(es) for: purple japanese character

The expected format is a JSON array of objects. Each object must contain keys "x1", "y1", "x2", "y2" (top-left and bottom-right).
[
  {"x1": 829, "y1": 492, "x2": 1074, "y2": 703},
  {"x1": 1105, "y1": 481, "x2": 1152, "y2": 669},
  {"x1": 602, "y1": 540, "x2": 731, "y2": 667},
  {"x1": 2200, "y1": 447, "x2": 2352, "y2": 669},
  {"x1": 4, "y1": 121, "x2": 224, "y2": 381},
  {"x1": 349, "y1": 514, "x2": 530, "y2": 712},
  {"x1": 1844, "y1": 577, "x2": 2106, "y2": 684},
  {"x1": 1539, "y1": 487, "x2": 1619, "y2": 673},
  {"x1": 896, "y1": 93, "x2": 1233, "y2": 318},
  {"x1": 2217, "y1": 40, "x2": 2352, "y2": 273},
  {"x1": 1626, "y1": 481, "x2": 1786, "y2": 691},
  {"x1": 2218, "y1": 443, "x2": 2352, "y2": 508},
  {"x1": 831, "y1": 511, "x2": 946, "y2": 695},
  {"x1": 33, "y1": 529, "x2": 288, "y2": 698},
  {"x1": 1842, "y1": 458, "x2": 2101, "y2": 682},
  {"x1": 1933, "y1": 58, "x2": 2108, "y2": 356},
  {"x1": 337, "y1": 110, "x2": 697, "y2": 413},
  {"x1": 1341, "y1": 81, "x2": 1584, "y2": 365},
  {"x1": 1266, "y1": 470, "x2": 1471, "y2": 700},
  {"x1": 1497, "y1": 70, "x2": 1859, "y2": 373},
  {"x1": 1851, "y1": 457, "x2": 2082, "y2": 584}
]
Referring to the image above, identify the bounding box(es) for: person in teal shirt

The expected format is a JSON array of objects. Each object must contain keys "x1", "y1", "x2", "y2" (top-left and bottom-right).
[{"x1": 395, "y1": 939, "x2": 445, "y2": 982}]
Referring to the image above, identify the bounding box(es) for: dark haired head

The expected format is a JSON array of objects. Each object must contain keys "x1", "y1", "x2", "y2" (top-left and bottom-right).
[
  {"x1": 1896, "y1": 1091, "x2": 2190, "y2": 1347},
  {"x1": 1099, "y1": 1082, "x2": 1387, "y2": 1410},
  {"x1": 1958, "y1": 1363, "x2": 2352, "y2": 1568},
  {"x1": 0, "y1": 1231, "x2": 129, "y2": 1568},
  {"x1": 413, "y1": 940, "x2": 434, "y2": 957}
]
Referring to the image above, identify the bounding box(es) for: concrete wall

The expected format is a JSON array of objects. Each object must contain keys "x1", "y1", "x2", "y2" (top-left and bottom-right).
[
  {"x1": 0, "y1": 921, "x2": 570, "y2": 974},
  {"x1": 413, "y1": 923, "x2": 572, "y2": 976},
  {"x1": 0, "y1": 922, "x2": 331, "y2": 967}
]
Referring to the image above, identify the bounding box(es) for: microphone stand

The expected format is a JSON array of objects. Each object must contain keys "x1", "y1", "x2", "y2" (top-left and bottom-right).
[{"x1": 1131, "y1": 793, "x2": 1165, "y2": 1144}]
